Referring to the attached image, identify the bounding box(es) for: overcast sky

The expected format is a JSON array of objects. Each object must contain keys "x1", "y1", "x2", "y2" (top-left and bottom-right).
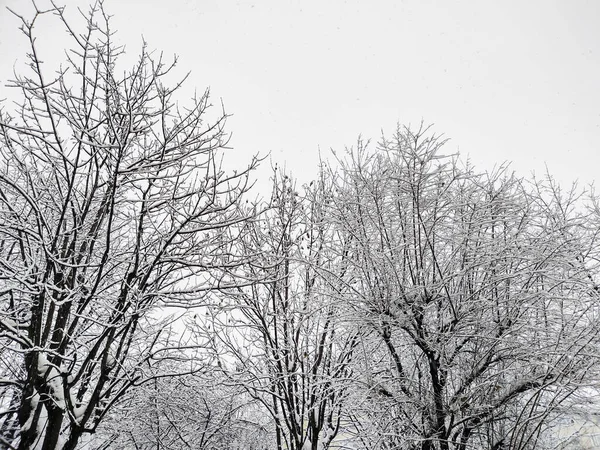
[{"x1": 1, "y1": 0, "x2": 599, "y2": 189}]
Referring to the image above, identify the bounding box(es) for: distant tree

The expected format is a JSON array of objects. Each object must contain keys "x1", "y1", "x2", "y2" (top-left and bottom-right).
[
  {"x1": 326, "y1": 126, "x2": 600, "y2": 450},
  {"x1": 91, "y1": 361, "x2": 268, "y2": 450},
  {"x1": 0, "y1": 2, "x2": 257, "y2": 449}
]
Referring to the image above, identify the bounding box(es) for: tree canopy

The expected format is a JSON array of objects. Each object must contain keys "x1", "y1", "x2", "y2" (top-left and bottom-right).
[{"x1": 1, "y1": 3, "x2": 600, "y2": 450}]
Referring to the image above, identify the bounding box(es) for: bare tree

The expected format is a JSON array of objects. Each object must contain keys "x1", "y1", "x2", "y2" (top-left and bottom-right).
[
  {"x1": 326, "y1": 126, "x2": 600, "y2": 450},
  {"x1": 0, "y1": 2, "x2": 257, "y2": 449},
  {"x1": 90, "y1": 360, "x2": 269, "y2": 450},
  {"x1": 199, "y1": 169, "x2": 359, "y2": 450}
]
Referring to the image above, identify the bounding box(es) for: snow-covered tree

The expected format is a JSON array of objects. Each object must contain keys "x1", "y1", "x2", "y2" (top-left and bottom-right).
[
  {"x1": 91, "y1": 364, "x2": 268, "y2": 450},
  {"x1": 0, "y1": 2, "x2": 257, "y2": 448},
  {"x1": 326, "y1": 126, "x2": 600, "y2": 449},
  {"x1": 199, "y1": 169, "x2": 359, "y2": 450}
]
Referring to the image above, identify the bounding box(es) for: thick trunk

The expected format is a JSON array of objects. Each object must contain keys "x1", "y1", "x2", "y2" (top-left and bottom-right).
[
  {"x1": 18, "y1": 383, "x2": 41, "y2": 450},
  {"x1": 310, "y1": 425, "x2": 320, "y2": 450},
  {"x1": 62, "y1": 431, "x2": 82, "y2": 450},
  {"x1": 427, "y1": 349, "x2": 448, "y2": 450},
  {"x1": 16, "y1": 383, "x2": 82, "y2": 450},
  {"x1": 40, "y1": 407, "x2": 64, "y2": 450}
]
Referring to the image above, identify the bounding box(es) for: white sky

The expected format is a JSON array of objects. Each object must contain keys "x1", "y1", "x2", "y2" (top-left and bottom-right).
[{"x1": 1, "y1": 0, "x2": 599, "y2": 190}]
